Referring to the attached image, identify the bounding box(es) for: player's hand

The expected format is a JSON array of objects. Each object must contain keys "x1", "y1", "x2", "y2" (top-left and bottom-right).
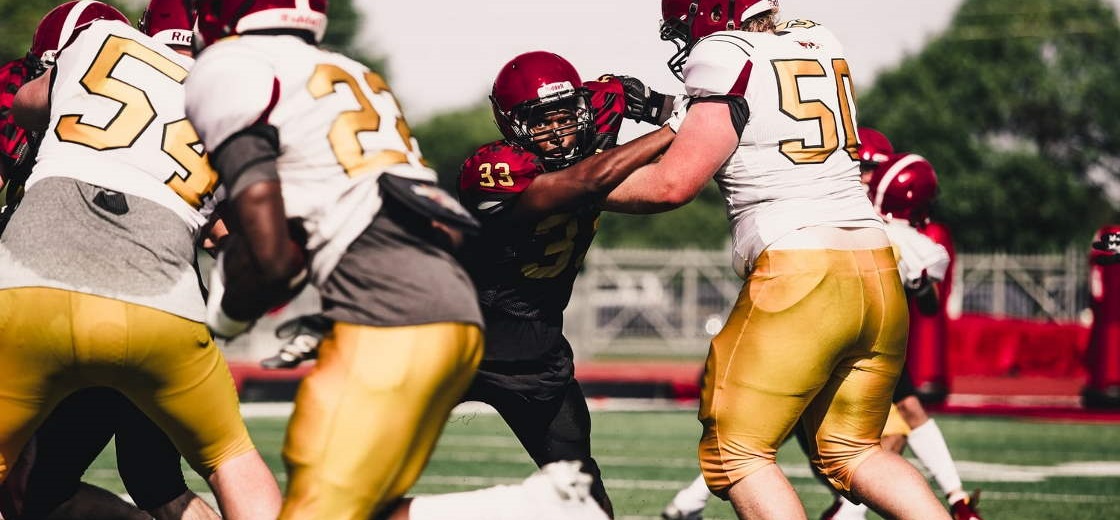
[
  {"x1": 664, "y1": 95, "x2": 689, "y2": 133},
  {"x1": 601, "y1": 74, "x2": 669, "y2": 125},
  {"x1": 1093, "y1": 232, "x2": 1120, "y2": 265}
]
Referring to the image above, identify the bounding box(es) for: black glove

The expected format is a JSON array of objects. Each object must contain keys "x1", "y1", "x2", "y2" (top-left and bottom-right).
[
  {"x1": 603, "y1": 74, "x2": 670, "y2": 125},
  {"x1": 1093, "y1": 232, "x2": 1120, "y2": 265}
]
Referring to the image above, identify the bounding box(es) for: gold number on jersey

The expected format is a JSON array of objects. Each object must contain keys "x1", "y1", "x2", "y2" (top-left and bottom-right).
[
  {"x1": 522, "y1": 213, "x2": 580, "y2": 279},
  {"x1": 478, "y1": 162, "x2": 514, "y2": 188},
  {"x1": 772, "y1": 58, "x2": 859, "y2": 164},
  {"x1": 162, "y1": 119, "x2": 218, "y2": 208},
  {"x1": 53, "y1": 35, "x2": 217, "y2": 209},
  {"x1": 307, "y1": 64, "x2": 417, "y2": 177}
]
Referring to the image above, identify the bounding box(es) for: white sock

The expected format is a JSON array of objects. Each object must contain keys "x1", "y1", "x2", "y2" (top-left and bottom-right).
[
  {"x1": 670, "y1": 474, "x2": 711, "y2": 514},
  {"x1": 409, "y1": 485, "x2": 526, "y2": 520},
  {"x1": 834, "y1": 496, "x2": 868, "y2": 520},
  {"x1": 906, "y1": 419, "x2": 964, "y2": 499}
]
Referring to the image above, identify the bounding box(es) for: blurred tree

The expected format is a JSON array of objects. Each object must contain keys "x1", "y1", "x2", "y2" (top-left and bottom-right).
[
  {"x1": 412, "y1": 101, "x2": 502, "y2": 191},
  {"x1": 858, "y1": 0, "x2": 1120, "y2": 251},
  {"x1": 598, "y1": 183, "x2": 728, "y2": 249},
  {"x1": 0, "y1": 1, "x2": 139, "y2": 63},
  {"x1": 322, "y1": 0, "x2": 387, "y2": 77}
]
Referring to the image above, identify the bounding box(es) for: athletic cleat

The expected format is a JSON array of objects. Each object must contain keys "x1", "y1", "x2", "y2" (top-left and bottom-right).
[
  {"x1": 661, "y1": 503, "x2": 703, "y2": 520},
  {"x1": 522, "y1": 461, "x2": 609, "y2": 520},
  {"x1": 818, "y1": 499, "x2": 842, "y2": 520},
  {"x1": 259, "y1": 314, "x2": 331, "y2": 369},
  {"x1": 820, "y1": 497, "x2": 868, "y2": 520},
  {"x1": 950, "y1": 489, "x2": 983, "y2": 520}
]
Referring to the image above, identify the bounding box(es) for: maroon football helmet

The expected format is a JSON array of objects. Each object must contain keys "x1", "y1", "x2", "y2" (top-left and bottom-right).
[
  {"x1": 195, "y1": 0, "x2": 328, "y2": 48},
  {"x1": 30, "y1": 1, "x2": 129, "y2": 67},
  {"x1": 489, "y1": 51, "x2": 595, "y2": 171},
  {"x1": 139, "y1": 0, "x2": 196, "y2": 49},
  {"x1": 866, "y1": 153, "x2": 939, "y2": 224},
  {"x1": 857, "y1": 127, "x2": 894, "y2": 170},
  {"x1": 660, "y1": 0, "x2": 778, "y2": 80}
]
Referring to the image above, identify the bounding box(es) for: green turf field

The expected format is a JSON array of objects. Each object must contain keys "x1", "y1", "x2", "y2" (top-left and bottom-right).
[{"x1": 85, "y1": 408, "x2": 1120, "y2": 519}]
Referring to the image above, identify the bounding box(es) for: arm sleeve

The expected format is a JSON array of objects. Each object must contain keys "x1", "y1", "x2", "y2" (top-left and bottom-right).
[{"x1": 209, "y1": 124, "x2": 281, "y2": 200}]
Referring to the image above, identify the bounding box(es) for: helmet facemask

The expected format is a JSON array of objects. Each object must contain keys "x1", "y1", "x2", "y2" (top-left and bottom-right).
[
  {"x1": 660, "y1": 4, "x2": 697, "y2": 82},
  {"x1": 496, "y1": 88, "x2": 594, "y2": 171}
]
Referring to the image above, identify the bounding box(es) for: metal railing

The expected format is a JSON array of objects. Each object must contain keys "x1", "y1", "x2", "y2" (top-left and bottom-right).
[{"x1": 217, "y1": 246, "x2": 1092, "y2": 361}]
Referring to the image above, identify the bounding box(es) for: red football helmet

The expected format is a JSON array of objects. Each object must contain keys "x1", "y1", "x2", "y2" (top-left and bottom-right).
[
  {"x1": 866, "y1": 153, "x2": 939, "y2": 224},
  {"x1": 660, "y1": 0, "x2": 778, "y2": 80},
  {"x1": 30, "y1": 1, "x2": 129, "y2": 66},
  {"x1": 195, "y1": 0, "x2": 328, "y2": 48},
  {"x1": 139, "y1": 0, "x2": 196, "y2": 49},
  {"x1": 489, "y1": 51, "x2": 595, "y2": 171},
  {"x1": 857, "y1": 127, "x2": 894, "y2": 170}
]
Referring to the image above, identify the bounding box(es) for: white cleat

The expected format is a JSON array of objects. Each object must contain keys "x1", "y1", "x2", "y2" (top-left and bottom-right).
[{"x1": 522, "y1": 461, "x2": 609, "y2": 520}]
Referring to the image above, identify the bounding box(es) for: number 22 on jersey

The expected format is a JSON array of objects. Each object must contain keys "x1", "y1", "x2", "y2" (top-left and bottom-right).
[
  {"x1": 307, "y1": 64, "x2": 421, "y2": 178},
  {"x1": 56, "y1": 35, "x2": 217, "y2": 209}
]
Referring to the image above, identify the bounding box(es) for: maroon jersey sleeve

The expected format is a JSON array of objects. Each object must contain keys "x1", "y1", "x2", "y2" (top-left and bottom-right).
[
  {"x1": 458, "y1": 141, "x2": 544, "y2": 217},
  {"x1": 583, "y1": 76, "x2": 626, "y2": 151},
  {"x1": 0, "y1": 59, "x2": 32, "y2": 167}
]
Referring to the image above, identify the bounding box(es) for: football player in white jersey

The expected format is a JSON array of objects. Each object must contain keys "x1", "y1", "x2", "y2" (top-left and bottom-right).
[
  {"x1": 0, "y1": 2, "x2": 281, "y2": 519},
  {"x1": 186, "y1": 2, "x2": 607, "y2": 520},
  {"x1": 604, "y1": 1, "x2": 950, "y2": 519}
]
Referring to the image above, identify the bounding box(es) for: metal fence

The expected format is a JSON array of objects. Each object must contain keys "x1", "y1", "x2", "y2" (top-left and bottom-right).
[
  {"x1": 562, "y1": 247, "x2": 1092, "y2": 359},
  {"x1": 218, "y1": 246, "x2": 1092, "y2": 362}
]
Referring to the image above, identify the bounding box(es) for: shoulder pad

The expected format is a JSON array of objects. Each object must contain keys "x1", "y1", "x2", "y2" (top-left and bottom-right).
[
  {"x1": 684, "y1": 33, "x2": 755, "y2": 98},
  {"x1": 459, "y1": 141, "x2": 542, "y2": 196},
  {"x1": 185, "y1": 43, "x2": 277, "y2": 151}
]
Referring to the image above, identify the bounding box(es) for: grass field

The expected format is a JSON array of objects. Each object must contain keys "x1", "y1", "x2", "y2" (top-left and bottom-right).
[{"x1": 84, "y1": 405, "x2": 1120, "y2": 519}]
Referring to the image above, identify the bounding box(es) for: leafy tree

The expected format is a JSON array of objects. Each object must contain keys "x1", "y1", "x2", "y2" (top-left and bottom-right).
[
  {"x1": 411, "y1": 101, "x2": 502, "y2": 191},
  {"x1": 322, "y1": 0, "x2": 386, "y2": 76},
  {"x1": 597, "y1": 183, "x2": 729, "y2": 249},
  {"x1": 858, "y1": 0, "x2": 1120, "y2": 251},
  {"x1": 0, "y1": 1, "x2": 138, "y2": 63}
]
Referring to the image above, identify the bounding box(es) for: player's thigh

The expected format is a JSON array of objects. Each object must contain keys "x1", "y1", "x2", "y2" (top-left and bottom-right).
[
  {"x1": 114, "y1": 393, "x2": 188, "y2": 510},
  {"x1": 19, "y1": 388, "x2": 122, "y2": 515},
  {"x1": 104, "y1": 300, "x2": 252, "y2": 478},
  {"x1": 0, "y1": 288, "x2": 82, "y2": 483},
  {"x1": 281, "y1": 321, "x2": 482, "y2": 520}
]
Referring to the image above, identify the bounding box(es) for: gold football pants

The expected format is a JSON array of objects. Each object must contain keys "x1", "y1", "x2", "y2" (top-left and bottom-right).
[
  {"x1": 699, "y1": 247, "x2": 908, "y2": 497},
  {"x1": 0, "y1": 287, "x2": 254, "y2": 482},
  {"x1": 279, "y1": 321, "x2": 483, "y2": 520}
]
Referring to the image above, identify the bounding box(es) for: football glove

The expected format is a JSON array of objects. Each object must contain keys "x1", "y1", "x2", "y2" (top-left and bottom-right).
[
  {"x1": 602, "y1": 74, "x2": 670, "y2": 125},
  {"x1": 664, "y1": 95, "x2": 690, "y2": 133},
  {"x1": 1093, "y1": 232, "x2": 1120, "y2": 265},
  {"x1": 205, "y1": 249, "x2": 252, "y2": 340}
]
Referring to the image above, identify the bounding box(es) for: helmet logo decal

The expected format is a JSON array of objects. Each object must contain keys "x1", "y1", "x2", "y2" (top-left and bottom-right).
[{"x1": 536, "y1": 81, "x2": 575, "y2": 99}]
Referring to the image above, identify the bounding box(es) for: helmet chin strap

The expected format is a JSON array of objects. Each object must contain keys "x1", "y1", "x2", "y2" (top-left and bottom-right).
[{"x1": 727, "y1": 0, "x2": 738, "y2": 30}]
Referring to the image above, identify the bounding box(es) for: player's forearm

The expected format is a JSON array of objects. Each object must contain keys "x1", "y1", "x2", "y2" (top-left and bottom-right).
[
  {"x1": 512, "y1": 126, "x2": 674, "y2": 218},
  {"x1": 12, "y1": 71, "x2": 51, "y2": 131}
]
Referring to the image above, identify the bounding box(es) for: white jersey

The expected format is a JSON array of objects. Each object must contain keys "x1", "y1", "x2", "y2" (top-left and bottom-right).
[
  {"x1": 682, "y1": 20, "x2": 882, "y2": 276},
  {"x1": 883, "y1": 220, "x2": 950, "y2": 289},
  {"x1": 29, "y1": 20, "x2": 219, "y2": 232},
  {"x1": 185, "y1": 35, "x2": 437, "y2": 285}
]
